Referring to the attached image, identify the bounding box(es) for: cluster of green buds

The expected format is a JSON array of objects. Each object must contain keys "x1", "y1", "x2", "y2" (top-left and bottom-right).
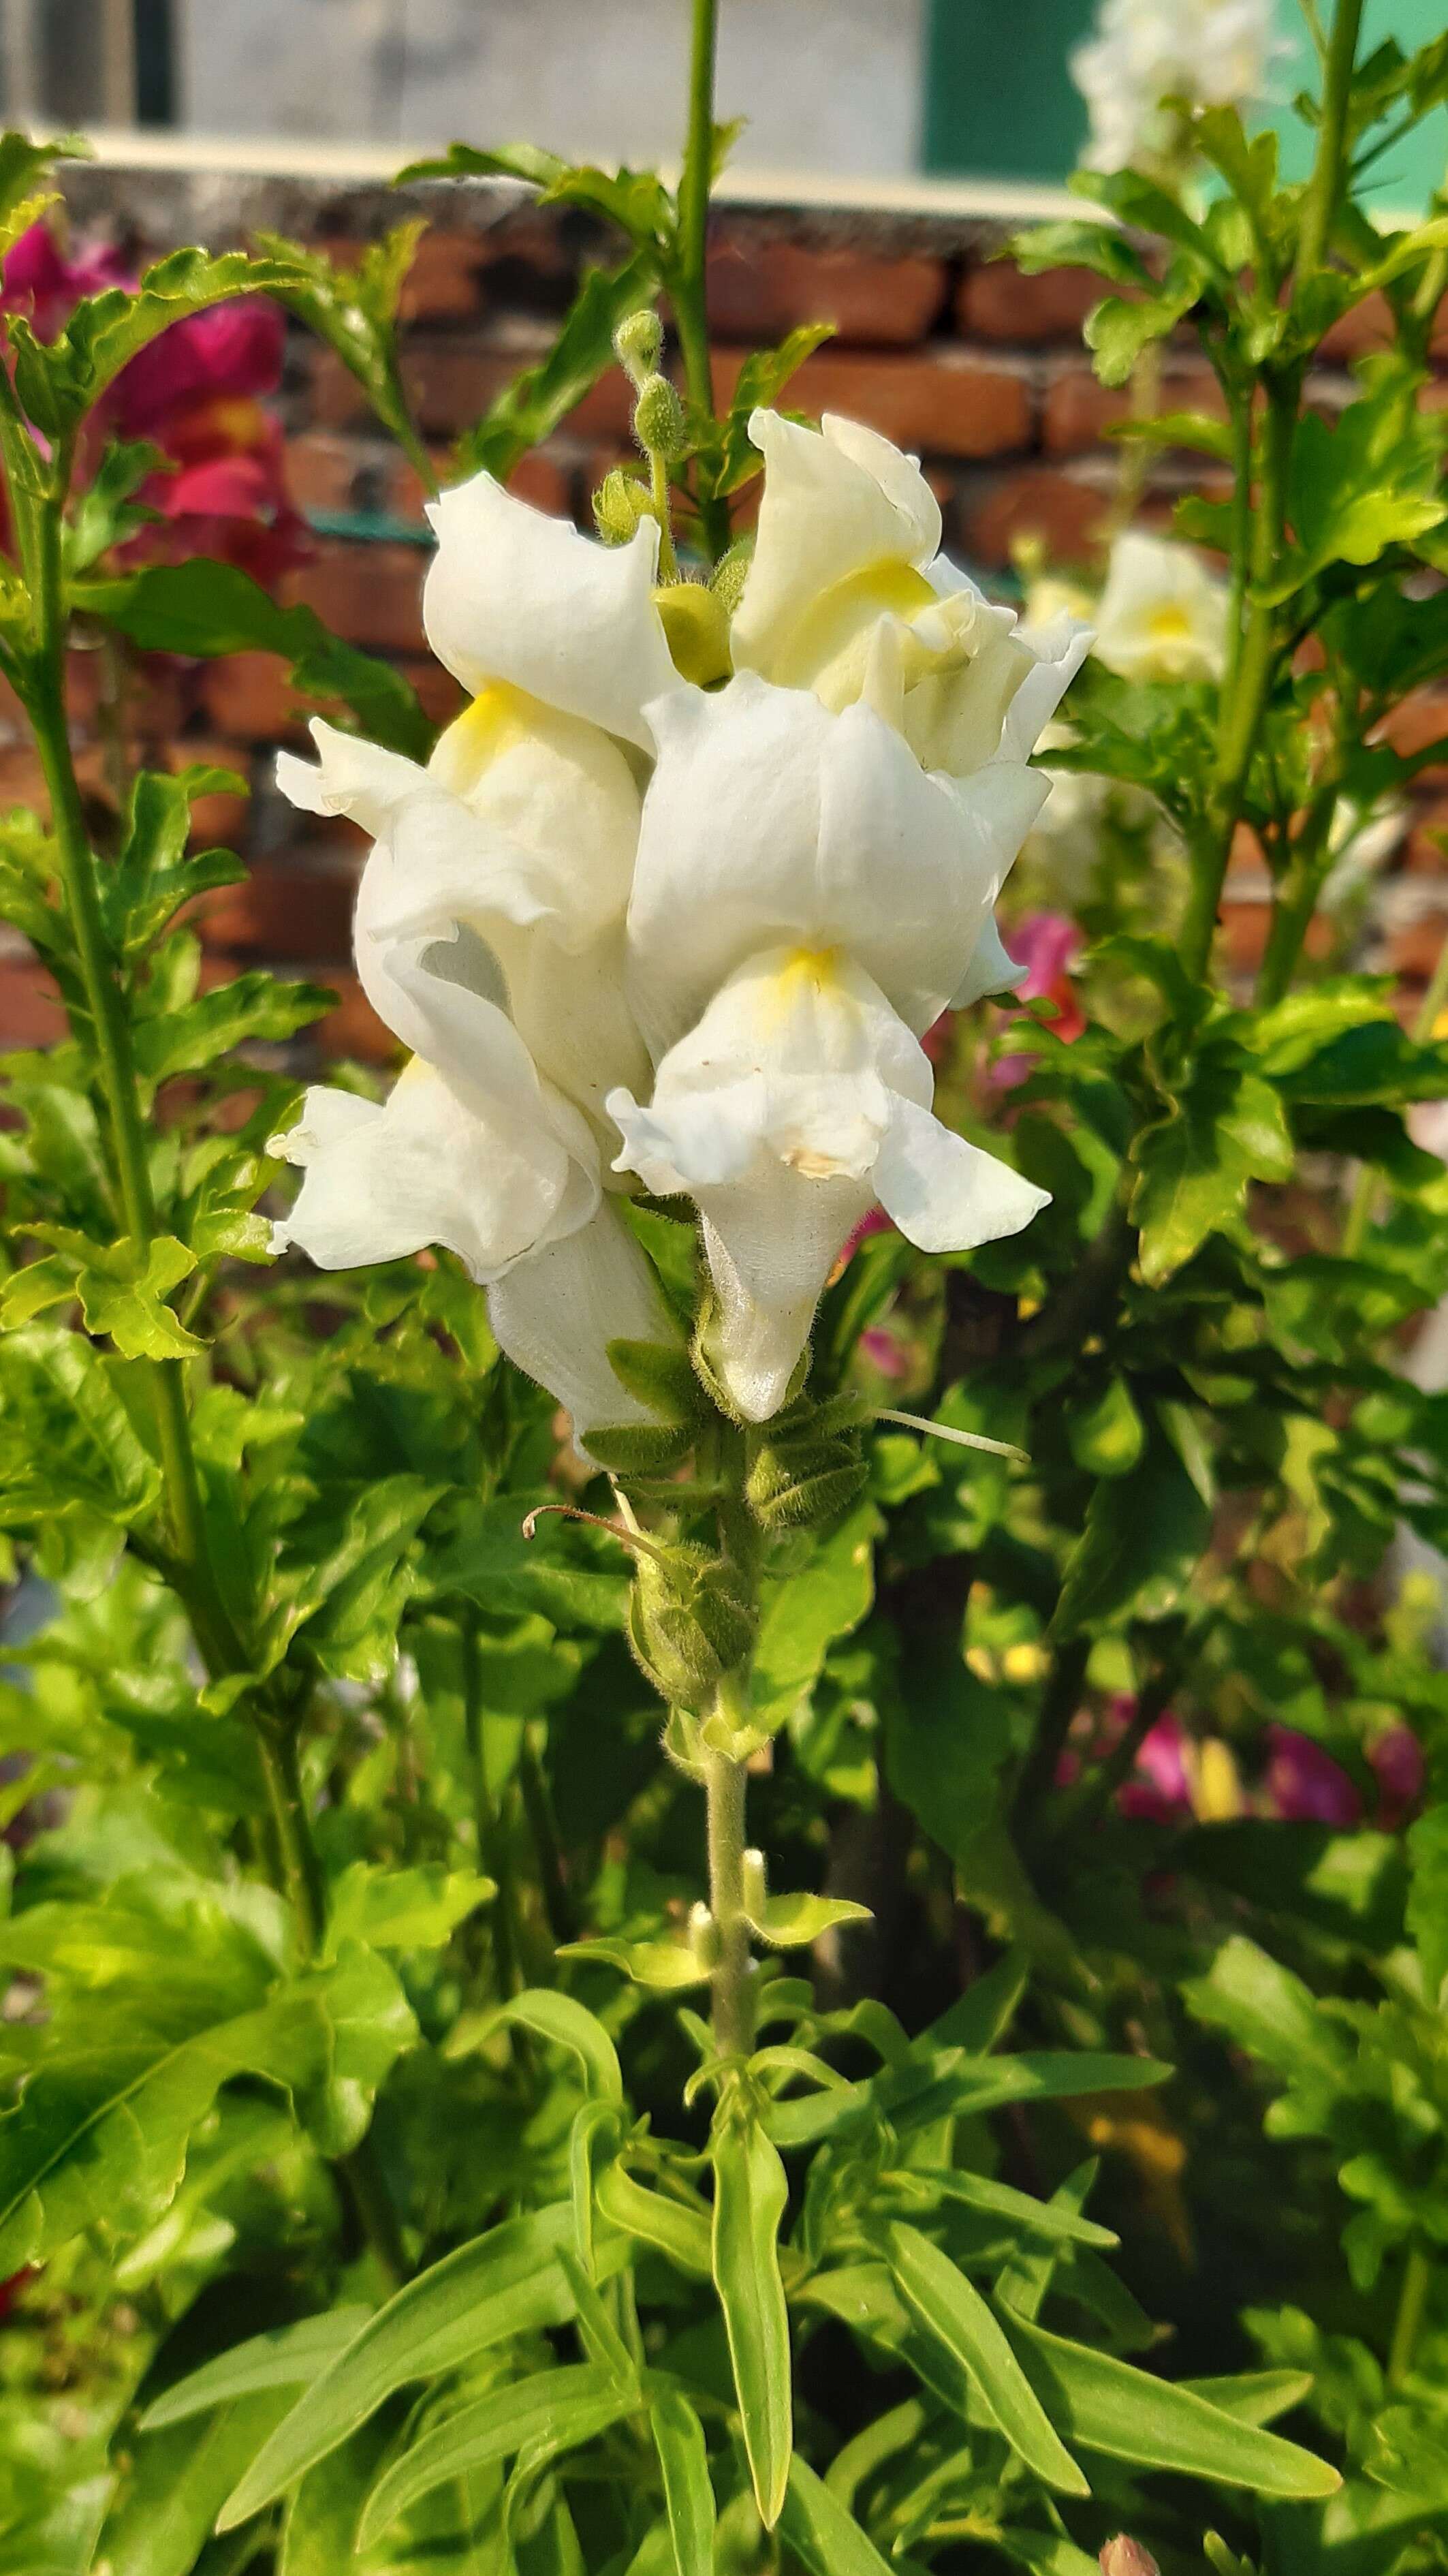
[{"x1": 591, "y1": 304, "x2": 746, "y2": 687}]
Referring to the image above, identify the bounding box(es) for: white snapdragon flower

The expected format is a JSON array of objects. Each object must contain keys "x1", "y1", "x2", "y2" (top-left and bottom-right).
[
  {"x1": 272, "y1": 476, "x2": 681, "y2": 1445},
  {"x1": 1091, "y1": 529, "x2": 1227, "y2": 684},
  {"x1": 732, "y1": 411, "x2": 1092, "y2": 788},
  {"x1": 1072, "y1": 0, "x2": 1275, "y2": 175},
  {"x1": 608, "y1": 678, "x2": 1050, "y2": 1421}
]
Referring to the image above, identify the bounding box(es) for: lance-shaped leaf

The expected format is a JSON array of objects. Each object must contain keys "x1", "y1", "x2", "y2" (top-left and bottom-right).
[
  {"x1": 98, "y1": 2389, "x2": 299, "y2": 2576},
  {"x1": 141, "y1": 2310, "x2": 373, "y2": 2429},
  {"x1": 998, "y1": 2310, "x2": 1340, "y2": 2495},
  {"x1": 776, "y1": 2455, "x2": 895, "y2": 2576},
  {"x1": 885, "y1": 2222, "x2": 1088, "y2": 2496},
  {"x1": 454, "y1": 249, "x2": 661, "y2": 484},
  {"x1": 252, "y1": 223, "x2": 430, "y2": 474},
  {"x1": 743, "y1": 1892, "x2": 872, "y2": 1948},
  {"x1": 10, "y1": 245, "x2": 313, "y2": 434},
  {"x1": 358, "y1": 2363, "x2": 632, "y2": 2545},
  {"x1": 596, "y1": 2161, "x2": 713, "y2": 2277},
  {"x1": 650, "y1": 2387, "x2": 717, "y2": 2576},
  {"x1": 218, "y1": 2203, "x2": 612, "y2": 2525},
  {"x1": 710, "y1": 2100, "x2": 792, "y2": 2527}
]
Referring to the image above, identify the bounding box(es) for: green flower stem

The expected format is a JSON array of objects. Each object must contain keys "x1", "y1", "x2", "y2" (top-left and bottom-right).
[
  {"x1": 256, "y1": 1719, "x2": 329, "y2": 1955},
  {"x1": 1183, "y1": 0, "x2": 1364, "y2": 987},
  {"x1": 518, "y1": 1730, "x2": 578, "y2": 1947},
  {"x1": 1182, "y1": 379, "x2": 1295, "y2": 982},
  {"x1": 672, "y1": 0, "x2": 730, "y2": 562},
  {"x1": 1255, "y1": 771, "x2": 1342, "y2": 1008},
  {"x1": 460, "y1": 1607, "x2": 523, "y2": 2000},
  {"x1": 1388, "y1": 2243, "x2": 1432, "y2": 2389},
  {"x1": 705, "y1": 1733, "x2": 755, "y2": 2058}
]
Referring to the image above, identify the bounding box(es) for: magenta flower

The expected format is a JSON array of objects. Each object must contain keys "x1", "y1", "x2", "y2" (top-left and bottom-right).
[
  {"x1": 1368, "y1": 1726, "x2": 1424, "y2": 1827},
  {"x1": 1262, "y1": 1725, "x2": 1361, "y2": 1826},
  {"x1": 992, "y1": 912, "x2": 1086, "y2": 1088}
]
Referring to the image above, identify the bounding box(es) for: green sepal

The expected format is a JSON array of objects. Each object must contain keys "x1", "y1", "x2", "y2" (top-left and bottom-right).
[
  {"x1": 584, "y1": 1419, "x2": 696, "y2": 1476},
  {"x1": 628, "y1": 1542, "x2": 756, "y2": 1712},
  {"x1": 605, "y1": 1334, "x2": 705, "y2": 1423}
]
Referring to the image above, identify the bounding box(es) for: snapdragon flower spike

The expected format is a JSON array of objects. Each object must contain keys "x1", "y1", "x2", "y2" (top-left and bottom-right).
[
  {"x1": 610, "y1": 677, "x2": 1050, "y2": 1421},
  {"x1": 732, "y1": 410, "x2": 1092, "y2": 781}
]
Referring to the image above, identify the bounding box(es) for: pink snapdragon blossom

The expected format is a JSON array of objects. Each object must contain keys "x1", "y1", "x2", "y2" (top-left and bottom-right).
[
  {"x1": 992, "y1": 912, "x2": 1086, "y2": 1087},
  {"x1": 0, "y1": 221, "x2": 307, "y2": 585}
]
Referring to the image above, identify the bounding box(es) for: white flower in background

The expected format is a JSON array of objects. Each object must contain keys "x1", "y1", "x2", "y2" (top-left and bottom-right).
[
  {"x1": 1072, "y1": 0, "x2": 1275, "y2": 175},
  {"x1": 1091, "y1": 529, "x2": 1227, "y2": 684},
  {"x1": 608, "y1": 679, "x2": 1050, "y2": 1421},
  {"x1": 732, "y1": 411, "x2": 1092, "y2": 788}
]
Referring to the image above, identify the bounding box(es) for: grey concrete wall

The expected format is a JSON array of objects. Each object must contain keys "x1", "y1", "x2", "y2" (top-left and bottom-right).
[{"x1": 177, "y1": 0, "x2": 926, "y2": 178}]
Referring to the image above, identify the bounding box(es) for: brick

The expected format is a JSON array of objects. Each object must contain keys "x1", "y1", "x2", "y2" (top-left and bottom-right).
[
  {"x1": 284, "y1": 541, "x2": 426, "y2": 656},
  {"x1": 712, "y1": 343, "x2": 1032, "y2": 459},
  {"x1": 1319, "y1": 290, "x2": 1392, "y2": 363},
  {"x1": 400, "y1": 655, "x2": 466, "y2": 728},
  {"x1": 308, "y1": 337, "x2": 541, "y2": 439},
  {"x1": 1404, "y1": 800, "x2": 1448, "y2": 873},
  {"x1": 198, "y1": 652, "x2": 314, "y2": 745},
  {"x1": 1385, "y1": 910, "x2": 1448, "y2": 980},
  {"x1": 958, "y1": 464, "x2": 1109, "y2": 569},
  {"x1": 1375, "y1": 689, "x2": 1448, "y2": 783},
  {"x1": 197, "y1": 856, "x2": 358, "y2": 961},
  {"x1": 957, "y1": 258, "x2": 1103, "y2": 346},
  {"x1": 388, "y1": 441, "x2": 572, "y2": 525},
  {"x1": 1042, "y1": 359, "x2": 1225, "y2": 455},
  {"x1": 313, "y1": 229, "x2": 486, "y2": 324},
  {"x1": 0, "y1": 953, "x2": 65, "y2": 1048},
  {"x1": 313, "y1": 969, "x2": 399, "y2": 1066},
  {"x1": 706, "y1": 238, "x2": 948, "y2": 347},
  {"x1": 285, "y1": 431, "x2": 368, "y2": 516}
]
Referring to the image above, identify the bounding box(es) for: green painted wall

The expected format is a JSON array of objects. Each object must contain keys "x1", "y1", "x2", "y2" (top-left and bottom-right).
[{"x1": 923, "y1": 0, "x2": 1446, "y2": 208}]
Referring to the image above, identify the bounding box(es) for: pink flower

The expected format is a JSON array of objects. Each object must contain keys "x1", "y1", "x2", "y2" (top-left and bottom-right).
[
  {"x1": 1118, "y1": 1711, "x2": 1195, "y2": 1822},
  {"x1": 0, "y1": 221, "x2": 306, "y2": 586},
  {"x1": 858, "y1": 1324, "x2": 909, "y2": 1380},
  {"x1": 1368, "y1": 1726, "x2": 1424, "y2": 1828},
  {"x1": 992, "y1": 912, "x2": 1086, "y2": 1088},
  {"x1": 1262, "y1": 1725, "x2": 1361, "y2": 1826}
]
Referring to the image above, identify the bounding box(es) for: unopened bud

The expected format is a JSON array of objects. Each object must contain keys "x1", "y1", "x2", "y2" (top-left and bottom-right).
[
  {"x1": 592, "y1": 466, "x2": 652, "y2": 548},
  {"x1": 742, "y1": 1848, "x2": 768, "y2": 1920},
  {"x1": 708, "y1": 536, "x2": 753, "y2": 620},
  {"x1": 689, "y1": 1901, "x2": 721, "y2": 1970},
  {"x1": 633, "y1": 372, "x2": 687, "y2": 463},
  {"x1": 614, "y1": 307, "x2": 663, "y2": 384},
  {"x1": 1100, "y1": 2540, "x2": 1159, "y2": 2576}
]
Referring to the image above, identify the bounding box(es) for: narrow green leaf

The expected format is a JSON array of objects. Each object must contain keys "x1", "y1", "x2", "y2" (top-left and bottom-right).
[
  {"x1": 358, "y1": 2363, "x2": 629, "y2": 2545},
  {"x1": 649, "y1": 2387, "x2": 716, "y2": 2576},
  {"x1": 1000, "y1": 2310, "x2": 1340, "y2": 2495},
  {"x1": 885, "y1": 2222, "x2": 1088, "y2": 2496},
  {"x1": 595, "y1": 2161, "x2": 713, "y2": 2277},
  {"x1": 450, "y1": 1989, "x2": 624, "y2": 2102},
  {"x1": 887, "y1": 2169, "x2": 1117, "y2": 2250},
  {"x1": 99, "y1": 2391, "x2": 296, "y2": 2576},
  {"x1": 710, "y1": 2102, "x2": 792, "y2": 2528},
  {"x1": 776, "y1": 2455, "x2": 895, "y2": 2576},
  {"x1": 556, "y1": 1934, "x2": 708, "y2": 1990},
  {"x1": 218, "y1": 2204, "x2": 591, "y2": 2526},
  {"x1": 1179, "y1": 2370, "x2": 1316, "y2": 2427},
  {"x1": 140, "y1": 2308, "x2": 373, "y2": 2428},
  {"x1": 745, "y1": 1891, "x2": 871, "y2": 1947}
]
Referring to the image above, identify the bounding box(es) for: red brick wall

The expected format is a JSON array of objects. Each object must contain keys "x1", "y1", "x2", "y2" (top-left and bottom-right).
[{"x1": 7, "y1": 173, "x2": 1447, "y2": 1066}]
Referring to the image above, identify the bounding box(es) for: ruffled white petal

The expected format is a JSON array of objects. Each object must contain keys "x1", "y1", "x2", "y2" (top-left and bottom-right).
[
  {"x1": 270, "y1": 1051, "x2": 595, "y2": 1282},
  {"x1": 628, "y1": 674, "x2": 1038, "y2": 1056},
  {"x1": 951, "y1": 912, "x2": 1027, "y2": 1010},
  {"x1": 996, "y1": 610, "x2": 1096, "y2": 762},
  {"x1": 731, "y1": 412, "x2": 941, "y2": 688},
  {"x1": 608, "y1": 944, "x2": 1049, "y2": 1421},
  {"x1": 423, "y1": 470, "x2": 682, "y2": 751},
  {"x1": 873, "y1": 1096, "x2": 1049, "y2": 1252},
  {"x1": 486, "y1": 1200, "x2": 682, "y2": 1447}
]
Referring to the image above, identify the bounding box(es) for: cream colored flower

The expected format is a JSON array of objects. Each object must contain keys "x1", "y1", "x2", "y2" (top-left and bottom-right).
[{"x1": 1092, "y1": 530, "x2": 1227, "y2": 683}]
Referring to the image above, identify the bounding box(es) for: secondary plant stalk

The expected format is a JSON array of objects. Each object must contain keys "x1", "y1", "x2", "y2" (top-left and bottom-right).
[
  {"x1": 672, "y1": 0, "x2": 730, "y2": 560},
  {"x1": 705, "y1": 1740, "x2": 753, "y2": 2056}
]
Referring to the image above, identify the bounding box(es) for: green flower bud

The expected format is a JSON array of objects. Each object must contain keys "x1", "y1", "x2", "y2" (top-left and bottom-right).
[
  {"x1": 633, "y1": 372, "x2": 687, "y2": 463},
  {"x1": 1099, "y1": 2542, "x2": 1159, "y2": 2576},
  {"x1": 689, "y1": 1902, "x2": 721, "y2": 1970},
  {"x1": 628, "y1": 1541, "x2": 755, "y2": 1712},
  {"x1": 654, "y1": 579, "x2": 731, "y2": 688},
  {"x1": 593, "y1": 466, "x2": 652, "y2": 547},
  {"x1": 614, "y1": 306, "x2": 663, "y2": 384},
  {"x1": 708, "y1": 536, "x2": 754, "y2": 621}
]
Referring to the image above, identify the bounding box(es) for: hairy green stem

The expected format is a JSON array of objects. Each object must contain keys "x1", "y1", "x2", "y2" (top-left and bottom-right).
[
  {"x1": 1255, "y1": 774, "x2": 1342, "y2": 1008},
  {"x1": 1295, "y1": 0, "x2": 1366, "y2": 282},
  {"x1": 257, "y1": 1722, "x2": 329, "y2": 1953},
  {"x1": 705, "y1": 1739, "x2": 754, "y2": 2057},
  {"x1": 672, "y1": 0, "x2": 730, "y2": 560}
]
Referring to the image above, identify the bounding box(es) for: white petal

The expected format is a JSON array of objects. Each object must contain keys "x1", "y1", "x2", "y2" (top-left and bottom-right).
[
  {"x1": 486, "y1": 1200, "x2": 681, "y2": 1448},
  {"x1": 275, "y1": 717, "x2": 424, "y2": 837},
  {"x1": 731, "y1": 411, "x2": 940, "y2": 687},
  {"x1": 873, "y1": 1095, "x2": 1050, "y2": 1254},
  {"x1": 950, "y1": 912, "x2": 1027, "y2": 1010},
  {"x1": 1092, "y1": 531, "x2": 1227, "y2": 684},
  {"x1": 629, "y1": 676, "x2": 1023, "y2": 1053},
  {"x1": 424, "y1": 470, "x2": 682, "y2": 751},
  {"x1": 272, "y1": 1057, "x2": 593, "y2": 1282},
  {"x1": 998, "y1": 610, "x2": 1095, "y2": 760},
  {"x1": 699, "y1": 1175, "x2": 870, "y2": 1424}
]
